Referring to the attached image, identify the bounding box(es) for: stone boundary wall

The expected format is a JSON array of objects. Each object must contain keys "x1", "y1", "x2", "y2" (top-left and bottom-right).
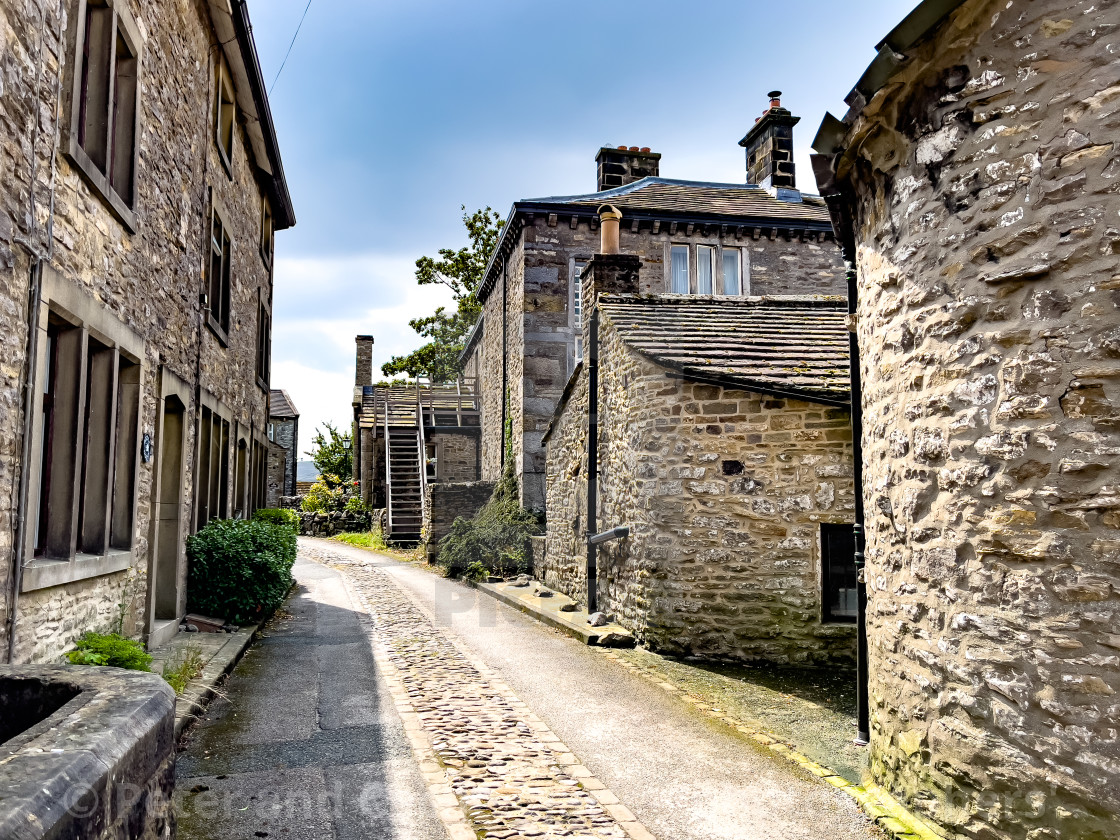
[
  {"x1": 546, "y1": 315, "x2": 857, "y2": 664},
  {"x1": 297, "y1": 510, "x2": 377, "y2": 538},
  {"x1": 423, "y1": 482, "x2": 496, "y2": 563},
  {"x1": 824, "y1": 0, "x2": 1120, "y2": 836}
]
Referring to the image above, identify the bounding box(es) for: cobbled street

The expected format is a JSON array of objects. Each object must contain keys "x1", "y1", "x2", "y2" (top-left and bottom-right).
[{"x1": 177, "y1": 539, "x2": 884, "y2": 840}]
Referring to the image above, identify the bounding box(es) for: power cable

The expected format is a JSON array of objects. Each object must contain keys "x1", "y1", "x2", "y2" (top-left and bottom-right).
[{"x1": 269, "y1": 0, "x2": 313, "y2": 95}]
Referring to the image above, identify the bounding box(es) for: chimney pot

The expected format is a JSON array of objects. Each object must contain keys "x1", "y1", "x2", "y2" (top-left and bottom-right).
[
  {"x1": 640, "y1": 147, "x2": 650, "y2": 153},
  {"x1": 628, "y1": 146, "x2": 639, "y2": 151},
  {"x1": 598, "y1": 205, "x2": 622, "y2": 255},
  {"x1": 617, "y1": 145, "x2": 627, "y2": 150}
]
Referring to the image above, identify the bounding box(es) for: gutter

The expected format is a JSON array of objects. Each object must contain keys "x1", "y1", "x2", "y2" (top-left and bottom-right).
[{"x1": 230, "y1": 0, "x2": 296, "y2": 230}]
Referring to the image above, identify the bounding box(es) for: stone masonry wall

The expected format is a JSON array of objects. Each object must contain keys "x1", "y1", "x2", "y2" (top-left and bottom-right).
[
  {"x1": 472, "y1": 212, "x2": 846, "y2": 518},
  {"x1": 272, "y1": 417, "x2": 298, "y2": 498},
  {"x1": 423, "y1": 481, "x2": 496, "y2": 563},
  {"x1": 0, "y1": 0, "x2": 277, "y2": 662},
  {"x1": 545, "y1": 314, "x2": 857, "y2": 663},
  {"x1": 833, "y1": 0, "x2": 1120, "y2": 835},
  {"x1": 430, "y1": 430, "x2": 479, "y2": 483}
]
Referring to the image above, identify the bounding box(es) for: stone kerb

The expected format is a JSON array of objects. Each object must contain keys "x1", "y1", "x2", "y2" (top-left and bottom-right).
[{"x1": 0, "y1": 665, "x2": 176, "y2": 840}]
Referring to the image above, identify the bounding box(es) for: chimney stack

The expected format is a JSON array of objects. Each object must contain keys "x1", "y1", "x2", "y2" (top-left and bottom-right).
[
  {"x1": 355, "y1": 335, "x2": 374, "y2": 387},
  {"x1": 739, "y1": 91, "x2": 800, "y2": 191},
  {"x1": 595, "y1": 145, "x2": 660, "y2": 191}
]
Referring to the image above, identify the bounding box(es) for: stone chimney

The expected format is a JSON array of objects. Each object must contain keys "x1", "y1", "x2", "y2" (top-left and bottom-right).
[
  {"x1": 595, "y1": 145, "x2": 660, "y2": 191},
  {"x1": 355, "y1": 335, "x2": 374, "y2": 387},
  {"x1": 739, "y1": 91, "x2": 800, "y2": 190}
]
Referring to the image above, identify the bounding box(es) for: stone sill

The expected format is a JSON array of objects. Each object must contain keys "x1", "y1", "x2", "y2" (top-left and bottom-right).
[{"x1": 21, "y1": 550, "x2": 133, "y2": 592}]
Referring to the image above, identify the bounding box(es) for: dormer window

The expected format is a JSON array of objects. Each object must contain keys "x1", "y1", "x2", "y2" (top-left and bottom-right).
[{"x1": 215, "y1": 56, "x2": 236, "y2": 171}]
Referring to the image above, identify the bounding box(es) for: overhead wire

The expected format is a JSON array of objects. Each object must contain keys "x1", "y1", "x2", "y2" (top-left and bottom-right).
[{"x1": 269, "y1": 0, "x2": 314, "y2": 95}]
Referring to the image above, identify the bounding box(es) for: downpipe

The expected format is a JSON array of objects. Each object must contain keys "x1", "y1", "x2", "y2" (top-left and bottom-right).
[
  {"x1": 847, "y1": 263, "x2": 870, "y2": 746},
  {"x1": 585, "y1": 308, "x2": 600, "y2": 613}
]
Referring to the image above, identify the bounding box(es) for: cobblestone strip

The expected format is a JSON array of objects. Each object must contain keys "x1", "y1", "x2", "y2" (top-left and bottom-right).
[
  {"x1": 303, "y1": 546, "x2": 656, "y2": 840},
  {"x1": 595, "y1": 650, "x2": 944, "y2": 840}
]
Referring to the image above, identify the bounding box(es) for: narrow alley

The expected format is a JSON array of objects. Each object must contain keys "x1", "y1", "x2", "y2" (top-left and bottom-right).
[{"x1": 176, "y1": 541, "x2": 883, "y2": 840}]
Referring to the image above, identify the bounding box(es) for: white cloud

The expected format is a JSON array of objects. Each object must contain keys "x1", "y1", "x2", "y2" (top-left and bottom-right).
[{"x1": 270, "y1": 253, "x2": 457, "y2": 456}]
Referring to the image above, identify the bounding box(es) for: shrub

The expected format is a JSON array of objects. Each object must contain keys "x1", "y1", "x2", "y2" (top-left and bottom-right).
[
  {"x1": 302, "y1": 474, "x2": 344, "y2": 513},
  {"x1": 343, "y1": 494, "x2": 366, "y2": 514},
  {"x1": 187, "y1": 519, "x2": 296, "y2": 624},
  {"x1": 436, "y1": 458, "x2": 539, "y2": 578},
  {"x1": 67, "y1": 633, "x2": 152, "y2": 671},
  {"x1": 253, "y1": 508, "x2": 299, "y2": 533}
]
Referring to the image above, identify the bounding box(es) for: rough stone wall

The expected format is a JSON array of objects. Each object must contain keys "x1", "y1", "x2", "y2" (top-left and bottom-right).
[
  {"x1": 422, "y1": 481, "x2": 496, "y2": 563},
  {"x1": 0, "y1": 0, "x2": 277, "y2": 662},
  {"x1": 544, "y1": 315, "x2": 857, "y2": 663},
  {"x1": 271, "y1": 417, "x2": 298, "y2": 497},
  {"x1": 265, "y1": 442, "x2": 286, "y2": 509},
  {"x1": 430, "y1": 430, "x2": 479, "y2": 482},
  {"x1": 471, "y1": 213, "x2": 846, "y2": 518},
  {"x1": 835, "y1": 0, "x2": 1120, "y2": 835}
]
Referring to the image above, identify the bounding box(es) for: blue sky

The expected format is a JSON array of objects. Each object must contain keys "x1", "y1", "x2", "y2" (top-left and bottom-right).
[{"x1": 250, "y1": 0, "x2": 919, "y2": 454}]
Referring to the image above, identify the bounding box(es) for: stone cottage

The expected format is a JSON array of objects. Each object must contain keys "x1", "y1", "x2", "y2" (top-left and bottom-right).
[
  {"x1": 542, "y1": 236, "x2": 858, "y2": 664},
  {"x1": 0, "y1": 0, "x2": 294, "y2": 662},
  {"x1": 351, "y1": 336, "x2": 483, "y2": 543},
  {"x1": 267, "y1": 389, "x2": 300, "y2": 505},
  {"x1": 812, "y1": 0, "x2": 1120, "y2": 836},
  {"x1": 461, "y1": 96, "x2": 847, "y2": 515}
]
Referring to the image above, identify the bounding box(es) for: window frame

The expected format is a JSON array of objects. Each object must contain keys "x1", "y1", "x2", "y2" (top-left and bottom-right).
[
  {"x1": 260, "y1": 196, "x2": 274, "y2": 267},
  {"x1": 571, "y1": 258, "x2": 587, "y2": 365},
  {"x1": 207, "y1": 198, "x2": 233, "y2": 344},
  {"x1": 696, "y1": 245, "x2": 715, "y2": 294},
  {"x1": 821, "y1": 522, "x2": 858, "y2": 624},
  {"x1": 64, "y1": 0, "x2": 143, "y2": 232},
  {"x1": 256, "y1": 290, "x2": 271, "y2": 391},
  {"x1": 669, "y1": 244, "x2": 690, "y2": 294},
  {"x1": 214, "y1": 53, "x2": 237, "y2": 176},
  {"x1": 721, "y1": 246, "x2": 750, "y2": 296},
  {"x1": 22, "y1": 266, "x2": 144, "y2": 591}
]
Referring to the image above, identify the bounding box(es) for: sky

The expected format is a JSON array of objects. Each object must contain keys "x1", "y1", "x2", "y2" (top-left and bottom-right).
[{"x1": 248, "y1": 0, "x2": 920, "y2": 458}]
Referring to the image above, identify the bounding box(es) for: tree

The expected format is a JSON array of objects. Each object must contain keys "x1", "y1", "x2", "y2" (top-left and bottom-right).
[
  {"x1": 306, "y1": 423, "x2": 352, "y2": 484},
  {"x1": 382, "y1": 206, "x2": 503, "y2": 382}
]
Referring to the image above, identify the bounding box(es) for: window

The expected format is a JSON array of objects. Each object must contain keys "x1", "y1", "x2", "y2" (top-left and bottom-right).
[
  {"x1": 68, "y1": 0, "x2": 141, "y2": 225},
  {"x1": 194, "y1": 405, "x2": 230, "y2": 530},
  {"x1": 822, "y1": 523, "x2": 858, "y2": 623},
  {"x1": 215, "y1": 56, "x2": 236, "y2": 170},
  {"x1": 573, "y1": 261, "x2": 586, "y2": 362},
  {"x1": 267, "y1": 423, "x2": 275, "y2": 442},
  {"x1": 670, "y1": 245, "x2": 689, "y2": 293},
  {"x1": 208, "y1": 205, "x2": 232, "y2": 338},
  {"x1": 256, "y1": 294, "x2": 271, "y2": 388},
  {"x1": 32, "y1": 314, "x2": 140, "y2": 564},
  {"x1": 723, "y1": 248, "x2": 744, "y2": 295},
  {"x1": 260, "y1": 198, "x2": 274, "y2": 266},
  {"x1": 697, "y1": 246, "x2": 715, "y2": 294}
]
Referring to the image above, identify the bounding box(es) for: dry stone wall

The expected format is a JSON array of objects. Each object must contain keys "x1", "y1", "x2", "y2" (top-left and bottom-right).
[
  {"x1": 430, "y1": 430, "x2": 479, "y2": 482},
  {"x1": 544, "y1": 315, "x2": 857, "y2": 663},
  {"x1": 0, "y1": 0, "x2": 277, "y2": 662},
  {"x1": 422, "y1": 481, "x2": 496, "y2": 564},
  {"x1": 828, "y1": 0, "x2": 1120, "y2": 835}
]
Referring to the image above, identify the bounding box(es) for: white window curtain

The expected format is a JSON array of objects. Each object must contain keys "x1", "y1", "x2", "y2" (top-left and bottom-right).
[
  {"x1": 723, "y1": 249, "x2": 741, "y2": 295},
  {"x1": 697, "y1": 246, "x2": 714, "y2": 294},
  {"x1": 670, "y1": 245, "x2": 689, "y2": 293}
]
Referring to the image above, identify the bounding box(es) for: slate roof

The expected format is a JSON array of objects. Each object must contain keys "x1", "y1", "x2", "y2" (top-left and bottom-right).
[
  {"x1": 524, "y1": 178, "x2": 832, "y2": 225},
  {"x1": 269, "y1": 389, "x2": 299, "y2": 419},
  {"x1": 598, "y1": 295, "x2": 851, "y2": 405}
]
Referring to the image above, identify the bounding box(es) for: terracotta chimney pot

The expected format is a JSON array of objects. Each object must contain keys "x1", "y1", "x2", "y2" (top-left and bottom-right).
[{"x1": 598, "y1": 205, "x2": 622, "y2": 255}]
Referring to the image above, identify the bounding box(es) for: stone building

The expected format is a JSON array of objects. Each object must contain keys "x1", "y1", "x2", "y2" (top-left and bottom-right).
[
  {"x1": 352, "y1": 336, "x2": 481, "y2": 542},
  {"x1": 461, "y1": 97, "x2": 846, "y2": 515},
  {"x1": 542, "y1": 243, "x2": 858, "y2": 664},
  {"x1": 267, "y1": 389, "x2": 300, "y2": 504},
  {"x1": 0, "y1": 0, "x2": 294, "y2": 662},
  {"x1": 812, "y1": 0, "x2": 1120, "y2": 836}
]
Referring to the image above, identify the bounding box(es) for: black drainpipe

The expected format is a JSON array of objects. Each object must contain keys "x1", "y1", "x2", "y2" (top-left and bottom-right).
[
  {"x1": 585, "y1": 306, "x2": 600, "y2": 613},
  {"x1": 847, "y1": 259, "x2": 870, "y2": 746},
  {"x1": 7, "y1": 260, "x2": 43, "y2": 664}
]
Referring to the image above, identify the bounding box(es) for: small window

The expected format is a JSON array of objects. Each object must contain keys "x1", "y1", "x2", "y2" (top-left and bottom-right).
[
  {"x1": 670, "y1": 245, "x2": 689, "y2": 293},
  {"x1": 267, "y1": 423, "x2": 275, "y2": 442},
  {"x1": 208, "y1": 205, "x2": 232, "y2": 337},
  {"x1": 822, "y1": 523, "x2": 858, "y2": 623},
  {"x1": 256, "y1": 294, "x2": 271, "y2": 388},
  {"x1": 260, "y1": 198, "x2": 274, "y2": 265},
  {"x1": 697, "y1": 246, "x2": 714, "y2": 294},
  {"x1": 573, "y1": 261, "x2": 585, "y2": 362},
  {"x1": 70, "y1": 0, "x2": 141, "y2": 219},
  {"x1": 215, "y1": 57, "x2": 236, "y2": 169},
  {"x1": 722, "y1": 248, "x2": 743, "y2": 295}
]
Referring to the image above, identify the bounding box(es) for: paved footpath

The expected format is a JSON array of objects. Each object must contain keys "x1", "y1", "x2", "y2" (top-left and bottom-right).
[{"x1": 178, "y1": 540, "x2": 883, "y2": 840}]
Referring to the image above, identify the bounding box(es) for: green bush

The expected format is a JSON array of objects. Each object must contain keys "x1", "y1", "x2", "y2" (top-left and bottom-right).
[
  {"x1": 253, "y1": 508, "x2": 300, "y2": 533},
  {"x1": 187, "y1": 519, "x2": 296, "y2": 624},
  {"x1": 302, "y1": 474, "x2": 344, "y2": 513},
  {"x1": 67, "y1": 633, "x2": 152, "y2": 671},
  {"x1": 436, "y1": 458, "x2": 539, "y2": 578},
  {"x1": 343, "y1": 494, "x2": 366, "y2": 514}
]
